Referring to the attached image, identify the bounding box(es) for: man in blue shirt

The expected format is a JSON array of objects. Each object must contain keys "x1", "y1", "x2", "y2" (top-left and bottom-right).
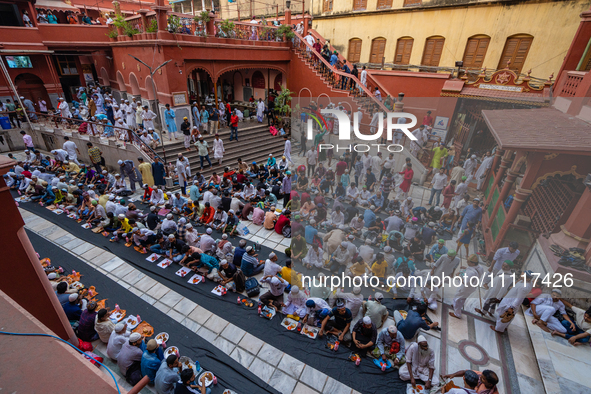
[
  {"x1": 320, "y1": 300, "x2": 353, "y2": 342},
  {"x1": 363, "y1": 208, "x2": 377, "y2": 228},
  {"x1": 459, "y1": 198, "x2": 483, "y2": 232},
  {"x1": 330, "y1": 51, "x2": 338, "y2": 66},
  {"x1": 426, "y1": 239, "x2": 448, "y2": 264},
  {"x1": 241, "y1": 246, "x2": 264, "y2": 276},
  {"x1": 305, "y1": 221, "x2": 318, "y2": 244},
  {"x1": 394, "y1": 304, "x2": 438, "y2": 340},
  {"x1": 233, "y1": 240, "x2": 247, "y2": 266}
]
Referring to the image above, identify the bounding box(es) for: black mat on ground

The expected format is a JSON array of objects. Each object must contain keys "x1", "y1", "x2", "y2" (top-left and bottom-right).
[
  {"x1": 27, "y1": 231, "x2": 279, "y2": 394},
  {"x1": 20, "y1": 201, "x2": 412, "y2": 394}
]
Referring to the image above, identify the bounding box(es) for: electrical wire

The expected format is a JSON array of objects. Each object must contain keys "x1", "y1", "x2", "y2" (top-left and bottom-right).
[{"x1": 0, "y1": 330, "x2": 121, "y2": 394}]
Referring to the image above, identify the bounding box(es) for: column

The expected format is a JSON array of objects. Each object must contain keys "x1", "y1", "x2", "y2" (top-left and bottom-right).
[
  {"x1": 151, "y1": 0, "x2": 171, "y2": 32},
  {"x1": 139, "y1": 9, "x2": 149, "y2": 32},
  {"x1": 487, "y1": 169, "x2": 518, "y2": 228},
  {"x1": 0, "y1": 157, "x2": 77, "y2": 343},
  {"x1": 493, "y1": 187, "x2": 533, "y2": 250},
  {"x1": 485, "y1": 155, "x2": 510, "y2": 207},
  {"x1": 562, "y1": 186, "x2": 591, "y2": 243},
  {"x1": 285, "y1": 9, "x2": 291, "y2": 25}
]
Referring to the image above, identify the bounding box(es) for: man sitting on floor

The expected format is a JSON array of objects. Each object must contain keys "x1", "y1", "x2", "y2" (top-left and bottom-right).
[
  {"x1": 373, "y1": 325, "x2": 405, "y2": 367},
  {"x1": 399, "y1": 335, "x2": 439, "y2": 389},
  {"x1": 259, "y1": 275, "x2": 289, "y2": 311},
  {"x1": 319, "y1": 300, "x2": 353, "y2": 344},
  {"x1": 443, "y1": 369, "x2": 499, "y2": 394},
  {"x1": 350, "y1": 316, "x2": 377, "y2": 356}
]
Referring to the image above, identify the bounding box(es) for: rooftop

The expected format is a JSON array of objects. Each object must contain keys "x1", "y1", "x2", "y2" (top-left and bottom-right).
[{"x1": 482, "y1": 107, "x2": 591, "y2": 155}]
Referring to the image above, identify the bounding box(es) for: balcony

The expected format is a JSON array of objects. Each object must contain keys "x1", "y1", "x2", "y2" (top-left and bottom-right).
[
  {"x1": 559, "y1": 70, "x2": 586, "y2": 97},
  {"x1": 0, "y1": 24, "x2": 110, "y2": 51}
]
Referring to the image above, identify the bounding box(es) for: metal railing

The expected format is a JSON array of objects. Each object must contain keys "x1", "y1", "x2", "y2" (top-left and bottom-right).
[
  {"x1": 25, "y1": 111, "x2": 165, "y2": 163},
  {"x1": 213, "y1": 20, "x2": 279, "y2": 41}
]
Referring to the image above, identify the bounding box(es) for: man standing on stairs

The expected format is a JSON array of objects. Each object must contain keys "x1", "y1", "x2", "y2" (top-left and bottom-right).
[
  {"x1": 360, "y1": 66, "x2": 367, "y2": 91},
  {"x1": 194, "y1": 135, "x2": 212, "y2": 171},
  {"x1": 181, "y1": 117, "x2": 191, "y2": 151},
  {"x1": 141, "y1": 105, "x2": 156, "y2": 132},
  {"x1": 256, "y1": 98, "x2": 265, "y2": 123},
  {"x1": 176, "y1": 153, "x2": 191, "y2": 196},
  {"x1": 164, "y1": 104, "x2": 178, "y2": 141},
  {"x1": 213, "y1": 133, "x2": 225, "y2": 166},
  {"x1": 229, "y1": 109, "x2": 239, "y2": 141},
  {"x1": 283, "y1": 134, "x2": 292, "y2": 164}
]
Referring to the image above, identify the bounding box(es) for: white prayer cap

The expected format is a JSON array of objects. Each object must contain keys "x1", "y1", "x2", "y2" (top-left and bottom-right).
[
  {"x1": 68, "y1": 293, "x2": 78, "y2": 302},
  {"x1": 179, "y1": 217, "x2": 186, "y2": 224},
  {"x1": 348, "y1": 235, "x2": 355, "y2": 240},
  {"x1": 193, "y1": 180, "x2": 199, "y2": 184},
  {"x1": 428, "y1": 222, "x2": 435, "y2": 227},
  {"x1": 192, "y1": 126, "x2": 197, "y2": 129},
  {"x1": 168, "y1": 234, "x2": 176, "y2": 239},
  {"x1": 375, "y1": 292, "x2": 384, "y2": 300},
  {"x1": 20, "y1": 96, "x2": 24, "y2": 99},
  {"x1": 552, "y1": 289, "x2": 562, "y2": 296},
  {"x1": 102, "y1": 170, "x2": 108, "y2": 174},
  {"x1": 246, "y1": 246, "x2": 253, "y2": 252},
  {"x1": 353, "y1": 286, "x2": 361, "y2": 295},
  {"x1": 152, "y1": 185, "x2": 158, "y2": 190},
  {"x1": 228, "y1": 209, "x2": 235, "y2": 214},
  {"x1": 220, "y1": 259, "x2": 228, "y2": 265},
  {"x1": 59, "y1": 176, "x2": 65, "y2": 180},
  {"x1": 109, "y1": 194, "x2": 116, "y2": 200},
  {"x1": 166, "y1": 213, "x2": 173, "y2": 219},
  {"x1": 362, "y1": 316, "x2": 372, "y2": 325},
  {"x1": 270, "y1": 277, "x2": 281, "y2": 286},
  {"x1": 129, "y1": 332, "x2": 142, "y2": 342},
  {"x1": 269, "y1": 252, "x2": 276, "y2": 258},
  {"x1": 384, "y1": 246, "x2": 392, "y2": 252},
  {"x1": 407, "y1": 197, "x2": 412, "y2": 201},
  {"x1": 118, "y1": 214, "x2": 125, "y2": 219},
  {"x1": 364, "y1": 238, "x2": 371, "y2": 244},
  {"x1": 471, "y1": 155, "x2": 476, "y2": 159},
  {"x1": 186, "y1": 224, "x2": 193, "y2": 229},
  {"x1": 434, "y1": 206, "x2": 441, "y2": 211},
  {"x1": 115, "y1": 323, "x2": 125, "y2": 332},
  {"x1": 340, "y1": 241, "x2": 347, "y2": 247},
  {"x1": 269, "y1": 154, "x2": 273, "y2": 157},
  {"x1": 387, "y1": 325, "x2": 397, "y2": 334},
  {"x1": 48, "y1": 272, "x2": 57, "y2": 279},
  {"x1": 417, "y1": 335, "x2": 427, "y2": 344},
  {"x1": 206, "y1": 228, "x2": 212, "y2": 234},
  {"x1": 370, "y1": 205, "x2": 376, "y2": 210},
  {"x1": 290, "y1": 285, "x2": 299, "y2": 294},
  {"x1": 118, "y1": 160, "x2": 123, "y2": 165},
  {"x1": 125, "y1": 99, "x2": 129, "y2": 103},
  {"x1": 310, "y1": 219, "x2": 316, "y2": 225},
  {"x1": 222, "y1": 234, "x2": 228, "y2": 239},
  {"x1": 115, "y1": 173, "x2": 121, "y2": 177}
]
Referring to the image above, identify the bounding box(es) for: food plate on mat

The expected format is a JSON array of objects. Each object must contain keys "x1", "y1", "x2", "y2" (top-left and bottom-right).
[
  {"x1": 188, "y1": 274, "x2": 204, "y2": 284},
  {"x1": 164, "y1": 346, "x2": 179, "y2": 358},
  {"x1": 239, "y1": 298, "x2": 256, "y2": 309},
  {"x1": 280, "y1": 317, "x2": 298, "y2": 331},
  {"x1": 198, "y1": 371, "x2": 214, "y2": 387},
  {"x1": 301, "y1": 325, "x2": 319, "y2": 339},
  {"x1": 109, "y1": 309, "x2": 126, "y2": 322},
  {"x1": 124, "y1": 315, "x2": 140, "y2": 329},
  {"x1": 70, "y1": 281, "x2": 84, "y2": 290},
  {"x1": 81, "y1": 223, "x2": 92, "y2": 229},
  {"x1": 406, "y1": 383, "x2": 425, "y2": 394},
  {"x1": 133, "y1": 321, "x2": 154, "y2": 337},
  {"x1": 175, "y1": 267, "x2": 191, "y2": 277},
  {"x1": 157, "y1": 259, "x2": 173, "y2": 269},
  {"x1": 155, "y1": 332, "x2": 169, "y2": 345},
  {"x1": 146, "y1": 253, "x2": 160, "y2": 262}
]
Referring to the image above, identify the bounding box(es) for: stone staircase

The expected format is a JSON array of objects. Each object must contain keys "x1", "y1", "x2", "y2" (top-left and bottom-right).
[{"x1": 154, "y1": 122, "x2": 286, "y2": 177}]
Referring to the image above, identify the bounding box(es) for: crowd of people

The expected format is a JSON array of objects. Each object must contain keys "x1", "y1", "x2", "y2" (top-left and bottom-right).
[{"x1": 10, "y1": 108, "x2": 591, "y2": 393}]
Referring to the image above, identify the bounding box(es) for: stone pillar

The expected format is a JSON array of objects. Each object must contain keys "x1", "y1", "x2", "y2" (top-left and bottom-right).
[
  {"x1": 139, "y1": 9, "x2": 149, "y2": 32},
  {"x1": 487, "y1": 169, "x2": 518, "y2": 226},
  {"x1": 0, "y1": 156, "x2": 77, "y2": 344},
  {"x1": 206, "y1": 12, "x2": 215, "y2": 36},
  {"x1": 303, "y1": 14, "x2": 311, "y2": 36},
  {"x1": 493, "y1": 187, "x2": 533, "y2": 250},
  {"x1": 485, "y1": 155, "x2": 510, "y2": 207},
  {"x1": 285, "y1": 9, "x2": 291, "y2": 25},
  {"x1": 112, "y1": 0, "x2": 121, "y2": 15},
  {"x1": 151, "y1": 0, "x2": 170, "y2": 32}
]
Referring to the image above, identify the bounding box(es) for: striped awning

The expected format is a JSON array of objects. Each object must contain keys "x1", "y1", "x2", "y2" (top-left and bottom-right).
[{"x1": 35, "y1": 0, "x2": 80, "y2": 12}]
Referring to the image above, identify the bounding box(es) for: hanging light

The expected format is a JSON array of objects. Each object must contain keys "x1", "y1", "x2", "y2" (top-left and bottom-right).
[{"x1": 286, "y1": 0, "x2": 291, "y2": 9}]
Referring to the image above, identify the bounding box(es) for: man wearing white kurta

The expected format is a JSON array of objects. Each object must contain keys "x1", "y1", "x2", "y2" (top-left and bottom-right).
[
  {"x1": 175, "y1": 154, "x2": 191, "y2": 195},
  {"x1": 302, "y1": 244, "x2": 323, "y2": 269},
  {"x1": 476, "y1": 260, "x2": 514, "y2": 317},
  {"x1": 452, "y1": 178, "x2": 468, "y2": 208},
  {"x1": 399, "y1": 336, "x2": 439, "y2": 388},
  {"x1": 149, "y1": 186, "x2": 165, "y2": 205},
  {"x1": 475, "y1": 151, "x2": 494, "y2": 190},
  {"x1": 450, "y1": 254, "x2": 484, "y2": 319},
  {"x1": 124, "y1": 100, "x2": 136, "y2": 129},
  {"x1": 484, "y1": 242, "x2": 520, "y2": 287},
  {"x1": 283, "y1": 135, "x2": 292, "y2": 163},
  {"x1": 526, "y1": 290, "x2": 573, "y2": 333},
  {"x1": 463, "y1": 155, "x2": 478, "y2": 185},
  {"x1": 493, "y1": 272, "x2": 534, "y2": 333},
  {"x1": 58, "y1": 98, "x2": 71, "y2": 118},
  {"x1": 283, "y1": 286, "x2": 307, "y2": 318},
  {"x1": 256, "y1": 98, "x2": 265, "y2": 123},
  {"x1": 142, "y1": 105, "x2": 156, "y2": 130},
  {"x1": 62, "y1": 137, "x2": 80, "y2": 165},
  {"x1": 213, "y1": 134, "x2": 225, "y2": 165}
]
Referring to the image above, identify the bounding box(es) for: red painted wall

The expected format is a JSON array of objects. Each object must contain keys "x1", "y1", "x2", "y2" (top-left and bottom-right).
[{"x1": 368, "y1": 70, "x2": 450, "y2": 98}]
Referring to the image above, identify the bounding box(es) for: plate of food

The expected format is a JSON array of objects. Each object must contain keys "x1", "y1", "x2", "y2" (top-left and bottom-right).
[
  {"x1": 164, "y1": 346, "x2": 179, "y2": 358},
  {"x1": 146, "y1": 253, "x2": 160, "y2": 262},
  {"x1": 175, "y1": 267, "x2": 191, "y2": 277},
  {"x1": 81, "y1": 223, "x2": 92, "y2": 229},
  {"x1": 399, "y1": 310, "x2": 408, "y2": 320},
  {"x1": 124, "y1": 315, "x2": 140, "y2": 330},
  {"x1": 158, "y1": 259, "x2": 173, "y2": 269},
  {"x1": 53, "y1": 209, "x2": 64, "y2": 215},
  {"x1": 198, "y1": 371, "x2": 215, "y2": 387},
  {"x1": 109, "y1": 309, "x2": 127, "y2": 322},
  {"x1": 239, "y1": 298, "x2": 256, "y2": 309},
  {"x1": 179, "y1": 356, "x2": 201, "y2": 376},
  {"x1": 70, "y1": 281, "x2": 84, "y2": 290},
  {"x1": 223, "y1": 390, "x2": 237, "y2": 394},
  {"x1": 211, "y1": 285, "x2": 227, "y2": 296},
  {"x1": 155, "y1": 332, "x2": 169, "y2": 345},
  {"x1": 406, "y1": 383, "x2": 425, "y2": 394},
  {"x1": 301, "y1": 325, "x2": 319, "y2": 339},
  {"x1": 133, "y1": 321, "x2": 154, "y2": 337},
  {"x1": 281, "y1": 317, "x2": 298, "y2": 331},
  {"x1": 188, "y1": 274, "x2": 204, "y2": 284}
]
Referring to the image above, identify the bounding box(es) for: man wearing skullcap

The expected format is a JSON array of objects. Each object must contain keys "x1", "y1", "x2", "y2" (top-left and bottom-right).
[
  {"x1": 107, "y1": 322, "x2": 130, "y2": 360},
  {"x1": 450, "y1": 254, "x2": 484, "y2": 319},
  {"x1": 363, "y1": 292, "x2": 389, "y2": 329},
  {"x1": 526, "y1": 289, "x2": 574, "y2": 334},
  {"x1": 399, "y1": 335, "x2": 439, "y2": 389},
  {"x1": 443, "y1": 369, "x2": 499, "y2": 394},
  {"x1": 350, "y1": 316, "x2": 378, "y2": 355},
  {"x1": 319, "y1": 300, "x2": 353, "y2": 343},
  {"x1": 141, "y1": 339, "x2": 164, "y2": 384},
  {"x1": 241, "y1": 246, "x2": 264, "y2": 277},
  {"x1": 476, "y1": 260, "x2": 515, "y2": 317},
  {"x1": 117, "y1": 332, "x2": 145, "y2": 383},
  {"x1": 373, "y1": 325, "x2": 406, "y2": 366},
  {"x1": 62, "y1": 293, "x2": 83, "y2": 321},
  {"x1": 259, "y1": 274, "x2": 289, "y2": 310}
]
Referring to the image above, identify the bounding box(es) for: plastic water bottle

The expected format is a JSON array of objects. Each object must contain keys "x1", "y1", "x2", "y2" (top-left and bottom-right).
[
  {"x1": 334, "y1": 340, "x2": 339, "y2": 351},
  {"x1": 237, "y1": 296, "x2": 241, "y2": 304},
  {"x1": 381, "y1": 363, "x2": 386, "y2": 372},
  {"x1": 297, "y1": 322, "x2": 302, "y2": 332},
  {"x1": 355, "y1": 357, "x2": 360, "y2": 366},
  {"x1": 258, "y1": 303, "x2": 262, "y2": 315},
  {"x1": 212, "y1": 376, "x2": 217, "y2": 385}
]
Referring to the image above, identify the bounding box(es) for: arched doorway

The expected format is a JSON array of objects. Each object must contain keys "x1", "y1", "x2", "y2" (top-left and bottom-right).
[
  {"x1": 232, "y1": 71, "x2": 243, "y2": 102},
  {"x1": 145, "y1": 76, "x2": 156, "y2": 100},
  {"x1": 14, "y1": 73, "x2": 52, "y2": 110},
  {"x1": 187, "y1": 68, "x2": 213, "y2": 105},
  {"x1": 129, "y1": 73, "x2": 141, "y2": 97},
  {"x1": 116, "y1": 71, "x2": 126, "y2": 93},
  {"x1": 100, "y1": 67, "x2": 110, "y2": 87},
  {"x1": 273, "y1": 73, "x2": 283, "y2": 92}
]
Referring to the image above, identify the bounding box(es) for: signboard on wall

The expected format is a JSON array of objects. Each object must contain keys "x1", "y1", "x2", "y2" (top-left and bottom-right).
[
  {"x1": 172, "y1": 91, "x2": 188, "y2": 106},
  {"x1": 432, "y1": 116, "x2": 450, "y2": 142}
]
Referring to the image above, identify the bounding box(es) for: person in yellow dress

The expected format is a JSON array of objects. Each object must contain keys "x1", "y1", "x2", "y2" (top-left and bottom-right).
[
  {"x1": 371, "y1": 253, "x2": 389, "y2": 285},
  {"x1": 430, "y1": 144, "x2": 448, "y2": 175},
  {"x1": 137, "y1": 157, "x2": 154, "y2": 187}
]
